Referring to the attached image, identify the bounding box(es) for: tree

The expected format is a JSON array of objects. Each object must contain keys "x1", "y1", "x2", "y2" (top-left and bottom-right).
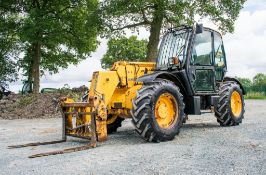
[
  {"x1": 1, "y1": 0, "x2": 101, "y2": 93},
  {"x1": 237, "y1": 77, "x2": 252, "y2": 92},
  {"x1": 0, "y1": 58, "x2": 18, "y2": 87},
  {"x1": 253, "y1": 73, "x2": 266, "y2": 86},
  {"x1": 101, "y1": 36, "x2": 147, "y2": 69},
  {"x1": 0, "y1": 12, "x2": 20, "y2": 87},
  {"x1": 101, "y1": 0, "x2": 246, "y2": 61}
]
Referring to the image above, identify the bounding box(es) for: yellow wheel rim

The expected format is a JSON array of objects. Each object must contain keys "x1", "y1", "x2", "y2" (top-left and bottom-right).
[
  {"x1": 230, "y1": 91, "x2": 242, "y2": 117},
  {"x1": 155, "y1": 93, "x2": 178, "y2": 129}
]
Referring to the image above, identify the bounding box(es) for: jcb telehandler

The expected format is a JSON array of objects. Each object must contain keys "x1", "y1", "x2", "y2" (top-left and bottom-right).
[{"x1": 9, "y1": 25, "x2": 245, "y2": 158}]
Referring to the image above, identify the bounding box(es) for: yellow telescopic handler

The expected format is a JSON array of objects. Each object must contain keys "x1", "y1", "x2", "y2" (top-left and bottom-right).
[{"x1": 9, "y1": 25, "x2": 245, "y2": 158}]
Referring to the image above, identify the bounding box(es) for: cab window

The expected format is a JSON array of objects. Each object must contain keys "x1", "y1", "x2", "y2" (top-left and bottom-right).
[
  {"x1": 214, "y1": 33, "x2": 226, "y2": 67},
  {"x1": 214, "y1": 32, "x2": 226, "y2": 80},
  {"x1": 191, "y1": 31, "x2": 213, "y2": 66}
]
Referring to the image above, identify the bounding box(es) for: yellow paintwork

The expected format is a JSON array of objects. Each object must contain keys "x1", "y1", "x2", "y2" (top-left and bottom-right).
[
  {"x1": 108, "y1": 61, "x2": 155, "y2": 112},
  {"x1": 231, "y1": 91, "x2": 242, "y2": 117},
  {"x1": 89, "y1": 61, "x2": 155, "y2": 117},
  {"x1": 62, "y1": 61, "x2": 155, "y2": 141},
  {"x1": 89, "y1": 71, "x2": 120, "y2": 105},
  {"x1": 64, "y1": 98, "x2": 75, "y2": 134},
  {"x1": 62, "y1": 98, "x2": 93, "y2": 137},
  {"x1": 124, "y1": 85, "x2": 143, "y2": 110},
  {"x1": 155, "y1": 93, "x2": 178, "y2": 129},
  {"x1": 85, "y1": 61, "x2": 155, "y2": 141}
]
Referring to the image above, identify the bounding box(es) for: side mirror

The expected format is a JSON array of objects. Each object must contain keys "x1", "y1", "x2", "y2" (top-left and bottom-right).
[{"x1": 196, "y1": 24, "x2": 203, "y2": 34}]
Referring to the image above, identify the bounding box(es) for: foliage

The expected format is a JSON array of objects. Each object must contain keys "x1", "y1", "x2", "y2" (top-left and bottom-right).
[
  {"x1": 101, "y1": 36, "x2": 148, "y2": 69},
  {"x1": 0, "y1": 0, "x2": 101, "y2": 92},
  {"x1": 101, "y1": 0, "x2": 247, "y2": 33},
  {"x1": 237, "y1": 73, "x2": 266, "y2": 99},
  {"x1": 100, "y1": 0, "x2": 247, "y2": 60},
  {"x1": 245, "y1": 92, "x2": 266, "y2": 100},
  {"x1": 237, "y1": 77, "x2": 252, "y2": 92},
  {"x1": 0, "y1": 12, "x2": 20, "y2": 87},
  {"x1": 253, "y1": 73, "x2": 266, "y2": 86},
  {"x1": 0, "y1": 58, "x2": 18, "y2": 87}
]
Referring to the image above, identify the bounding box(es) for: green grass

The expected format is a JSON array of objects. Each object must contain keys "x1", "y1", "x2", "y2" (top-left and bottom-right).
[{"x1": 245, "y1": 91, "x2": 266, "y2": 99}]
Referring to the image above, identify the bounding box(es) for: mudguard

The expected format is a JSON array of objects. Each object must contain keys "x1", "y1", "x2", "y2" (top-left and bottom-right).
[
  {"x1": 224, "y1": 76, "x2": 246, "y2": 95},
  {"x1": 136, "y1": 71, "x2": 167, "y2": 83},
  {"x1": 136, "y1": 71, "x2": 191, "y2": 96}
]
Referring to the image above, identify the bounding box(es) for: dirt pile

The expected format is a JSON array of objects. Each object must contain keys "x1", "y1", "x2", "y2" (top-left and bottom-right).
[
  {"x1": 0, "y1": 86, "x2": 88, "y2": 119},
  {"x1": 0, "y1": 93, "x2": 63, "y2": 119}
]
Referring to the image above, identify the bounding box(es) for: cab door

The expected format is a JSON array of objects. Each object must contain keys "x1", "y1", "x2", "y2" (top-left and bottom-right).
[{"x1": 188, "y1": 30, "x2": 215, "y2": 93}]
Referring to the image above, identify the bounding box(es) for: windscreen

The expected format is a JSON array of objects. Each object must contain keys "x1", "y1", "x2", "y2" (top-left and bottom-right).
[{"x1": 157, "y1": 29, "x2": 191, "y2": 69}]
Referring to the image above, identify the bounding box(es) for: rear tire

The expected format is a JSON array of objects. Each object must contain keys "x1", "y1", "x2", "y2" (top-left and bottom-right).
[
  {"x1": 131, "y1": 79, "x2": 185, "y2": 142},
  {"x1": 215, "y1": 82, "x2": 245, "y2": 126}
]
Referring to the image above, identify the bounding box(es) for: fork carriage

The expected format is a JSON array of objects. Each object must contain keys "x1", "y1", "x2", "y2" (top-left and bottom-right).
[{"x1": 8, "y1": 101, "x2": 98, "y2": 158}]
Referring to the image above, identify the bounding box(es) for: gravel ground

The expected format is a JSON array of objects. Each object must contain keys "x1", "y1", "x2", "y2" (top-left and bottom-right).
[{"x1": 0, "y1": 100, "x2": 265, "y2": 175}]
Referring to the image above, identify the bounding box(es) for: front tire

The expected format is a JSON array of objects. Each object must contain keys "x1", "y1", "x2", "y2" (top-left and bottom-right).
[
  {"x1": 215, "y1": 82, "x2": 245, "y2": 126},
  {"x1": 131, "y1": 79, "x2": 185, "y2": 142}
]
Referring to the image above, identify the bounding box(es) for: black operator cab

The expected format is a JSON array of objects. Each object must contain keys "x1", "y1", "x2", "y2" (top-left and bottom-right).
[
  {"x1": 156, "y1": 25, "x2": 227, "y2": 94},
  {"x1": 155, "y1": 25, "x2": 228, "y2": 115}
]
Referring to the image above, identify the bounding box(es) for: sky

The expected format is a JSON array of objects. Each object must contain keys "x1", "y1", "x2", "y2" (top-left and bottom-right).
[{"x1": 9, "y1": 0, "x2": 266, "y2": 92}]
